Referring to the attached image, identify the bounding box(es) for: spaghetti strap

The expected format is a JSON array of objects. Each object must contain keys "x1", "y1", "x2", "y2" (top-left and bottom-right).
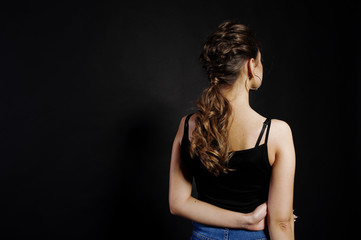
[
  {"x1": 255, "y1": 118, "x2": 271, "y2": 147},
  {"x1": 264, "y1": 118, "x2": 271, "y2": 144},
  {"x1": 183, "y1": 113, "x2": 194, "y2": 141}
]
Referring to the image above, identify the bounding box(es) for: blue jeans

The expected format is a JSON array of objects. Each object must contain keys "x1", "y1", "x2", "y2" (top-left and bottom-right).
[{"x1": 191, "y1": 222, "x2": 267, "y2": 240}]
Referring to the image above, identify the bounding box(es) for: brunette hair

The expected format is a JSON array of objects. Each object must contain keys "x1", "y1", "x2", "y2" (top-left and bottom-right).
[{"x1": 189, "y1": 20, "x2": 260, "y2": 176}]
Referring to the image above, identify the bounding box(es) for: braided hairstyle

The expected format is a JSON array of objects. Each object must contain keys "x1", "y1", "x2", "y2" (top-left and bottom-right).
[{"x1": 190, "y1": 21, "x2": 260, "y2": 176}]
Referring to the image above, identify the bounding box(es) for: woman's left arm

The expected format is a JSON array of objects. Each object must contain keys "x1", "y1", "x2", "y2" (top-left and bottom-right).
[{"x1": 267, "y1": 120, "x2": 296, "y2": 240}]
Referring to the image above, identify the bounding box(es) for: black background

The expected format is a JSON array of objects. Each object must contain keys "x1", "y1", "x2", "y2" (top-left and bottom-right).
[{"x1": 1, "y1": 1, "x2": 360, "y2": 239}]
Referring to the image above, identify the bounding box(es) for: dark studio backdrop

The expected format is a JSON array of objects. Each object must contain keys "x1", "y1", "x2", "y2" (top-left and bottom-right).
[{"x1": 1, "y1": 1, "x2": 360, "y2": 239}]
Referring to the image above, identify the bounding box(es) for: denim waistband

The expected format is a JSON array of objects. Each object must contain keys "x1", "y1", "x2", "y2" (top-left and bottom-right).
[{"x1": 191, "y1": 222, "x2": 267, "y2": 240}]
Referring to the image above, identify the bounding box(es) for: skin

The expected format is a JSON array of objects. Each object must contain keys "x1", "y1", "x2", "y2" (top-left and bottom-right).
[{"x1": 169, "y1": 51, "x2": 296, "y2": 238}]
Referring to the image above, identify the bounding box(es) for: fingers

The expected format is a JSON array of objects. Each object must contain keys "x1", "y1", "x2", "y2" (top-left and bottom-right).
[{"x1": 293, "y1": 210, "x2": 298, "y2": 222}]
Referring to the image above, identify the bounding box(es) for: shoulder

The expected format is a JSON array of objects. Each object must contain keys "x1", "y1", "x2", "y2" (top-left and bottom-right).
[
  {"x1": 269, "y1": 119, "x2": 293, "y2": 138},
  {"x1": 188, "y1": 113, "x2": 197, "y2": 133},
  {"x1": 181, "y1": 113, "x2": 197, "y2": 131},
  {"x1": 174, "y1": 113, "x2": 196, "y2": 145},
  {"x1": 179, "y1": 113, "x2": 197, "y2": 130},
  {"x1": 268, "y1": 119, "x2": 295, "y2": 162}
]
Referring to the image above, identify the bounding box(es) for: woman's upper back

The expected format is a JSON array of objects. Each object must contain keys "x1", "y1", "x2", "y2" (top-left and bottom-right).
[
  {"x1": 181, "y1": 112, "x2": 292, "y2": 213},
  {"x1": 185, "y1": 112, "x2": 291, "y2": 166}
]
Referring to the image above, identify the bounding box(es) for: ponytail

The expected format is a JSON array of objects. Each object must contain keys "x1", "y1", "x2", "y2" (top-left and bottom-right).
[{"x1": 190, "y1": 83, "x2": 233, "y2": 176}]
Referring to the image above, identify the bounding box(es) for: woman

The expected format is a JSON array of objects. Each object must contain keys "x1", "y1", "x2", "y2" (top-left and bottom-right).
[{"x1": 169, "y1": 21, "x2": 296, "y2": 240}]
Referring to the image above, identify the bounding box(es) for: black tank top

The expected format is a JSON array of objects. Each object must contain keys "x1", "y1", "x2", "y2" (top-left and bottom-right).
[{"x1": 181, "y1": 114, "x2": 272, "y2": 213}]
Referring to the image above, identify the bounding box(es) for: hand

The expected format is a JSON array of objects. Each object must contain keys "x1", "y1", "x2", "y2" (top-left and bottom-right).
[
  {"x1": 293, "y1": 210, "x2": 298, "y2": 222},
  {"x1": 246, "y1": 202, "x2": 267, "y2": 231}
]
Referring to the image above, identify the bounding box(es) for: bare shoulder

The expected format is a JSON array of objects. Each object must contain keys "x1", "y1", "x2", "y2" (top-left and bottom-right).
[
  {"x1": 268, "y1": 119, "x2": 295, "y2": 160},
  {"x1": 174, "y1": 113, "x2": 196, "y2": 145},
  {"x1": 188, "y1": 113, "x2": 197, "y2": 134},
  {"x1": 270, "y1": 119, "x2": 293, "y2": 138},
  {"x1": 173, "y1": 115, "x2": 187, "y2": 146}
]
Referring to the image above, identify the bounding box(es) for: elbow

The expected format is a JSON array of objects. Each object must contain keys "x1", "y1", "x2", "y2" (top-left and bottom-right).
[
  {"x1": 269, "y1": 216, "x2": 293, "y2": 233},
  {"x1": 169, "y1": 189, "x2": 192, "y2": 216},
  {"x1": 169, "y1": 202, "x2": 178, "y2": 216},
  {"x1": 278, "y1": 219, "x2": 292, "y2": 232},
  {"x1": 169, "y1": 197, "x2": 183, "y2": 216},
  {"x1": 169, "y1": 201, "x2": 185, "y2": 216},
  {"x1": 169, "y1": 195, "x2": 191, "y2": 216}
]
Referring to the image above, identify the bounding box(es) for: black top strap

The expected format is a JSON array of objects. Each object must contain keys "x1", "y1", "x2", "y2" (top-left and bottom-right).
[
  {"x1": 183, "y1": 113, "x2": 194, "y2": 142},
  {"x1": 264, "y1": 118, "x2": 272, "y2": 144},
  {"x1": 255, "y1": 118, "x2": 271, "y2": 147}
]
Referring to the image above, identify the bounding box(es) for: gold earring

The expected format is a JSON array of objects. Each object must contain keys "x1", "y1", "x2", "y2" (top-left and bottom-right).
[{"x1": 246, "y1": 78, "x2": 251, "y2": 91}]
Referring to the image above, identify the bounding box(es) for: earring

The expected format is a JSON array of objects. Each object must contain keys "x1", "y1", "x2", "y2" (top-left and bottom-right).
[{"x1": 246, "y1": 77, "x2": 252, "y2": 91}]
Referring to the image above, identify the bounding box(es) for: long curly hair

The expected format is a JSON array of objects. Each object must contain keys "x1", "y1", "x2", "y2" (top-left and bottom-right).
[{"x1": 189, "y1": 21, "x2": 260, "y2": 176}]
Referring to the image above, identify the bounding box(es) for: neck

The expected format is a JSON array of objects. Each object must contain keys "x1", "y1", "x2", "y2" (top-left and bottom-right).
[{"x1": 220, "y1": 79, "x2": 252, "y2": 114}]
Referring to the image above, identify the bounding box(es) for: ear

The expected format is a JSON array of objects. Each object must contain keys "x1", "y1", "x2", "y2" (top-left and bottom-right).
[{"x1": 247, "y1": 58, "x2": 256, "y2": 79}]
